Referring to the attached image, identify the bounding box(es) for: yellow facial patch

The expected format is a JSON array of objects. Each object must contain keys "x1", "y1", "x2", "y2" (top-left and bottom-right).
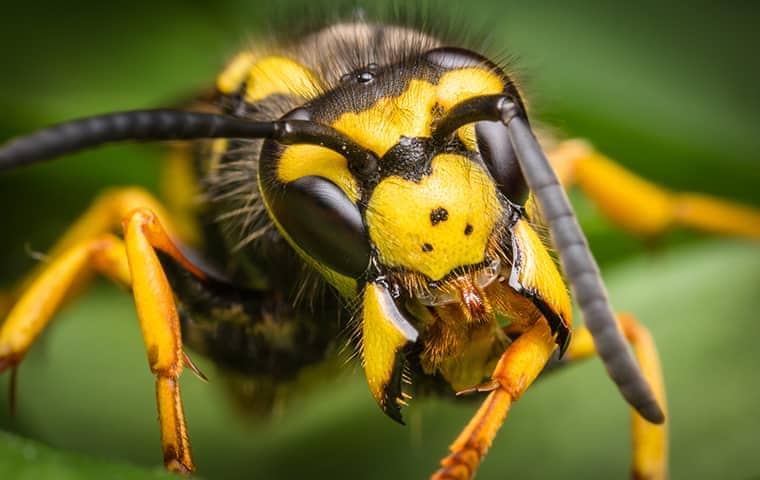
[
  {"x1": 511, "y1": 219, "x2": 572, "y2": 325},
  {"x1": 436, "y1": 67, "x2": 505, "y2": 109},
  {"x1": 216, "y1": 52, "x2": 256, "y2": 94},
  {"x1": 439, "y1": 68, "x2": 504, "y2": 152},
  {"x1": 331, "y1": 67, "x2": 505, "y2": 157},
  {"x1": 277, "y1": 145, "x2": 361, "y2": 203},
  {"x1": 457, "y1": 124, "x2": 478, "y2": 151},
  {"x1": 245, "y1": 56, "x2": 323, "y2": 102},
  {"x1": 332, "y1": 79, "x2": 438, "y2": 156},
  {"x1": 216, "y1": 53, "x2": 323, "y2": 102},
  {"x1": 366, "y1": 154, "x2": 502, "y2": 281}
]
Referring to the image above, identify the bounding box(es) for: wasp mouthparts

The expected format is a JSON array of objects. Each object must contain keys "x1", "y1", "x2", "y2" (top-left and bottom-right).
[
  {"x1": 452, "y1": 274, "x2": 491, "y2": 323},
  {"x1": 415, "y1": 258, "x2": 501, "y2": 324}
]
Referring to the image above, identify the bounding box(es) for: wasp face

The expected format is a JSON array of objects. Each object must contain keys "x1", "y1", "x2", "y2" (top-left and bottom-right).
[
  {"x1": 364, "y1": 145, "x2": 507, "y2": 321},
  {"x1": 257, "y1": 47, "x2": 528, "y2": 311},
  {"x1": 366, "y1": 147, "x2": 503, "y2": 277}
]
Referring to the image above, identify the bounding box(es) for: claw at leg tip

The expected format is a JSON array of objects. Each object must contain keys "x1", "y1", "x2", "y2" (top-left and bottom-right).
[{"x1": 165, "y1": 458, "x2": 194, "y2": 476}]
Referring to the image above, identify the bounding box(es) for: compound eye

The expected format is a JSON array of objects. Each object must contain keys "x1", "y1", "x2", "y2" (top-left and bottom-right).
[
  {"x1": 424, "y1": 47, "x2": 496, "y2": 71},
  {"x1": 281, "y1": 106, "x2": 312, "y2": 121},
  {"x1": 476, "y1": 121, "x2": 528, "y2": 202},
  {"x1": 267, "y1": 176, "x2": 370, "y2": 278}
]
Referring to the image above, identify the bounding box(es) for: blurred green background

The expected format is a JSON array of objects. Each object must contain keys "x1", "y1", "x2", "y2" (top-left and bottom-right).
[{"x1": 0, "y1": 1, "x2": 759, "y2": 479}]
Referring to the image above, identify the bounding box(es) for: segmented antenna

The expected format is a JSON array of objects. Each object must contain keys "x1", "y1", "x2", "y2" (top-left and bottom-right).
[
  {"x1": 0, "y1": 110, "x2": 276, "y2": 170},
  {"x1": 0, "y1": 109, "x2": 377, "y2": 174},
  {"x1": 432, "y1": 94, "x2": 664, "y2": 424},
  {"x1": 502, "y1": 102, "x2": 665, "y2": 424}
]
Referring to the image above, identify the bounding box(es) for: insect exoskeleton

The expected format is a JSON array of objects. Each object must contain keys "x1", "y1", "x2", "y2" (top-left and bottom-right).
[
  {"x1": 1, "y1": 13, "x2": 759, "y2": 480},
  {"x1": 219, "y1": 28, "x2": 575, "y2": 422}
]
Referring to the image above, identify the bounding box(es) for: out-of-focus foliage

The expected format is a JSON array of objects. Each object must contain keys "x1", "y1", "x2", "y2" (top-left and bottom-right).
[
  {"x1": 0, "y1": 431, "x2": 172, "y2": 480},
  {"x1": 1, "y1": 243, "x2": 758, "y2": 479},
  {"x1": 0, "y1": 1, "x2": 758, "y2": 478}
]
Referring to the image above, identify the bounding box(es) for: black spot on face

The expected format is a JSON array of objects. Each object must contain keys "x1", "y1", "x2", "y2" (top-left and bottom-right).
[
  {"x1": 430, "y1": 207, "x2": 449, "y2": 225},
  {"x1": 422, "y1": 243, "x2": 434, "y2": 252},
  {"x1": 464, "y1": 224, "x2": 474, "y2": 235}
]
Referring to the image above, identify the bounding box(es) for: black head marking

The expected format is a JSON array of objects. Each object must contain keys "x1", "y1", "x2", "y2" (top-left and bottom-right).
[
  {"x1": 430, "y1": 207, "x2": 449, "y2": 225},
  {"x1": 464, "y1": 224, "x2": 474, "y2": 235},
  {"x1": 421, "y1": 243, "x2": 434, "y2": 253}
]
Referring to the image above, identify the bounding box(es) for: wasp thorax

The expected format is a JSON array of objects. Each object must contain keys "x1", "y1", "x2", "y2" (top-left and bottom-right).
[{"x1": 365, "y1": 153, "x2": 503, "y2": 281}]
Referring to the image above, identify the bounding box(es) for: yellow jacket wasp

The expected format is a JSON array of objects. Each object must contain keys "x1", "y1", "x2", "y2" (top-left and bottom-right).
[{"x1": 0, "y1": 15, "x2": 759, "y2": 480}]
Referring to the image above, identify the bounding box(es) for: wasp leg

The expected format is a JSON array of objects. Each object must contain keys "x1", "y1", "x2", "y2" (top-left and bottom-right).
[
  {"x1": 431, "y1": 319, "x2": 556, "y2": 480},
  {"x1": 123, "y1": 208, "x2": 206, "y2": 473},
  {"x1": 0, "y1": 189, "x2": 204, "y2": 474},
  {"x1": 548, "y1": 139, "x2": 760, "y2": 239},
  {"x1": 563, "y1": 313, "x2": 667, "y2": 480},
  {"x1": 11, "y1": 187, "x2": 181, "y2": 299}
]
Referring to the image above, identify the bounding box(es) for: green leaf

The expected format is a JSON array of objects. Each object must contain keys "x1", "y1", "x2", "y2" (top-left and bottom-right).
[
  {"x1": 1, "y1": 241, "x2": 758, "y2": 479},
  {"x1": 0, "y1": 430, "x2": 172, "y2": 480}
]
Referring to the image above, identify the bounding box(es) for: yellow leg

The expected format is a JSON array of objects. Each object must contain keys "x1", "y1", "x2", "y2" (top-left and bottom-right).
[
  {"x1": 0, "y1": 189, "x2": 205, "y2": 473},
  {"x1": 548, "y1": 139, "x2": 760, "y2": 239},
  {"x1": 13, "y1": 187, "x2": 179, "y2": 297},
  {"x1": 566, "y1": 313, "x2": 668, "y2": 480},
  {"x1": 123, "y1": 208, "x2": 204, "y2": 472},
  {"x1": 2, "y1": 186, "x2": 183, "y2": 336},
  {"x1": 431, "y1": 320, "x2": 556, "y2": 480},
  {"x1": 0, "y1": 235, "x2": 130, "y2": 365}
]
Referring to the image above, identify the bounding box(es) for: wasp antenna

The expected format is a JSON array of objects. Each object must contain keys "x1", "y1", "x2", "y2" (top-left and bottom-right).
[
  {"x1": 432, "y1": 94, "x2": 507, "y2": 140},
  {"x1": 0, "y1": 110, "x2": 278, "y2": 170},
  {"x1": 276, "y1": 120, "x2": 378, "y2": 177},
  {"x1": 503, "y1": 107, "x2": 665, "y2": 425},
  {"x1": 0, "y1": 110, "x2": 379, "y2": 176}
]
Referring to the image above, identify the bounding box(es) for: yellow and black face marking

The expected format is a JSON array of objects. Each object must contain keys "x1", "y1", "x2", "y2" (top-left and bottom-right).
[
  {"x1": 366, "y1": 153, "x2": 501, "y2": 281},
  {"x1": 2, "y1": 14, "x2": 760, "y2": 480},
  {"x1": 254, "y1": 47, "x2": 515, "y2": 286}
]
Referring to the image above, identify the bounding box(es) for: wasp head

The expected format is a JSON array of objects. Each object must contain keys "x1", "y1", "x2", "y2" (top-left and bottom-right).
[{"x1": 363, "y1": 138, "x2": 511, "y2": 324}]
